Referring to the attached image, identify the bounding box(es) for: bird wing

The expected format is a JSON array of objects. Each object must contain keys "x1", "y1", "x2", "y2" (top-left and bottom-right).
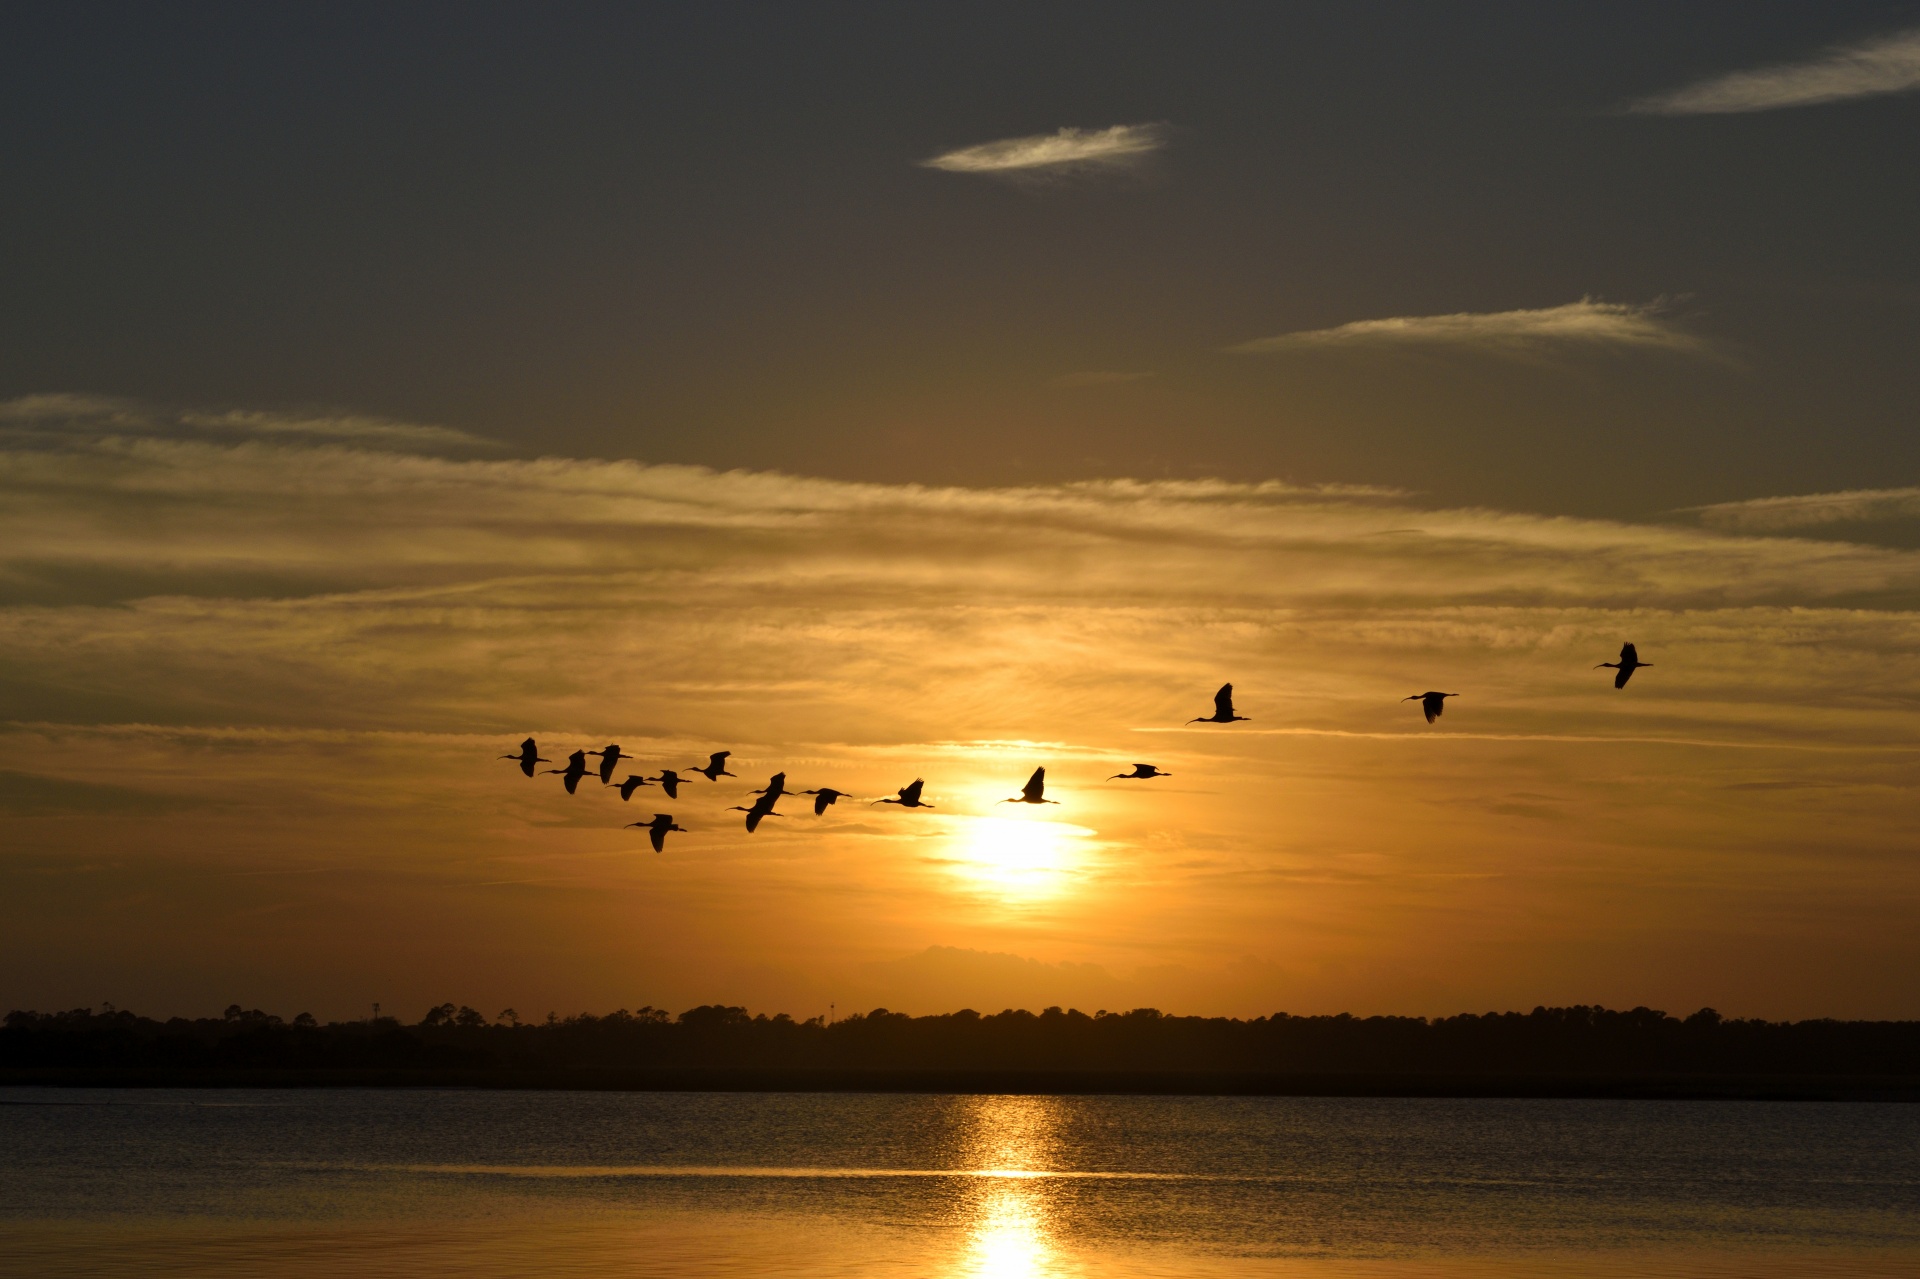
[
  {"x1": 1214, "y1": 684, "x2": 1234, "y2": 717},
  {"x1": 814, "y1": 793, "x2": 830, "y2": 815},
  {"x1": 709, "y1": 751, "x2": 729, "y2": 768},
  {"x1": 767, "y1": 772, "x2": 786, "y2": 794},
  {"x1": 1620, "y1": 642, "x2": 1637, "y2": 664},
  {"x1": 1615, "y1": 666, "x2": 1633, "y2": 689},
  {"x1": 649, "y1": 826, "x2": 666, "y2": 853},
  {"x1": 1022, "y1": 767, "x2": 1045, "y2": 801},
  {"x1": 901, "y1": 779, "x2": 924, "y2": 803},
  {"x1": 520, "y1": 738, "x2": 536, "y2": 754}
]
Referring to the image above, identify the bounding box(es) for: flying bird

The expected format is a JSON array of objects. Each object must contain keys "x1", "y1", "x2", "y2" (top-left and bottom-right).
[
  {"x1": 801, "y1": 787, "x2": 850, "y2": 815},
  {"x1": 750, "y1": 772, "x2": 788, "y2": 800},
  {"x1": 651, "y1": 770, "x2": 688, "y2": 799},
  {"x1": 727, "y1": 792, "x2": 783, "y2": 833},
  {"x1": 1597, "y1": 642, "x2": 1651, "y2": 689},
  {"x1": 1002, "y1": 766, "x2": 1060, "y2": 806},
  {"x1": 626, "y1": 813, "x2": 686, "y2": 854},
  {"x1": 589, "y1": 745, "x2": 631, "y2": 786},
  {"x1": 690, "y1": 751, "x2": 735, "y2": 781},
  {"x1": 546, "y1": 749, "x2": 591, "y2": 794},
  {"x1": 1109, "y1": 763, "x2": 1169, "y2": 780},
  {"x1": 615, "y1": 775, "x2": 654, "y2": 801},
  {"x1": 500, "y1": 738, "x2": 547, "y2": 778},
  {"x1": 1405, "y1": 692, "x2": 1457, "y2": 724},
  {"x1": 873, "y1": 779, "x2": 935, "y2": 809},
  {"x1": 1189, "y1": 684, "x2": 1250, "y2": 724}
]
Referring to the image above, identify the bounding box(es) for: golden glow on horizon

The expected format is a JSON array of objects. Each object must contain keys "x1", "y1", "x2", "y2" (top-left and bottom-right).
[
  {"x1": 7, "y1": 411, "x2": 1920, "y2": 1022},
  {"x1": 945, "y1": 817, "x2": 1097, "y2": 904}
]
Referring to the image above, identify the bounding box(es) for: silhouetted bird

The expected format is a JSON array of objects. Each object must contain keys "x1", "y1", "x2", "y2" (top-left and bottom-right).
[
  {"x1": 801, "y1": 787, "x2": 849, "y2": 815},
  {"x1": 1405, "y1": 691, "x2": 1457, "y2": 724},
  {"x1": 690, "y1": 751, "x2": 735, "y2": 781},
  {"x1": 626, "y1": 813, "x2": 686, "y2": 853},
  {"x1": 727, "y1": 792, "x2": 783, "y2": 833},
  {"x1": 874, "y1": 779, "x2": 934, "y2": 809},
  {"x1": 1189, "y1": 683, "x2": 1250, "y2": 724},
  {"x1": 651, "y1": 770, "x2": 688, "y2": 799},
  {"x1": 1597, "y1": 642, "x2": 1650, "y2": 689},
  {"x1": 589, "y1": 745, "x2": 631, "y2": 786},
  {"x1": 1002, "y1": 766, "x2": 1059, "y2": 805},
  {"x1": 750, "y1": 772, "x2": 788, "y2": 800},
  {"x1": 1109, "y1": 763, "x2": 1170, "y2": 780},
  {"x1": 616, "y1": 775, "x2": 654, "y2": 801},
  {"x1": 500, "y1": 737, "x2": 547, "y2": 778},
  {"x1": 546, "y1": 749, "x2": 591, "y2": 794}
]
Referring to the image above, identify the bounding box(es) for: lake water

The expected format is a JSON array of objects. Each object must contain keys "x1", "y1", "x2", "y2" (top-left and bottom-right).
[{"x1": 2, "y1": 1088, "x2": 1917, "y2": 1277}]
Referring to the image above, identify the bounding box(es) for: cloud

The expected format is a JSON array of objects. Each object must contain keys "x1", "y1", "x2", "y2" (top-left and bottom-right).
[
  {"x1": 9, "y1": 396, "x2": 1920, "y2": 1023},
  {"x1": 920, "y1": 124, "x2": 1167, "y2": 175},
  {"x1": 1687, "y1": 487, "x2": 1920, "y2": 533},
  {"x1": 0, "y1": 393, "x2": 491, "y2": 453},
  {"x1": 1627, "y1": 27, "x2": 1920, "y2": 115},
  {"x1": 1228, "y1": 299, "x2": 1710, "y2": 358},
  {"x1": 858, "y1": 946, "x2": 1126, "y2": 1014}
]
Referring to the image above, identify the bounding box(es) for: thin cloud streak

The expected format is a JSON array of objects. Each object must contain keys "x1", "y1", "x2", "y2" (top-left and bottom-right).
[
  {"x1": 1688, "y1": 487, "x2": 1920, "y2": 533},
  {"x1": 1628, "y1": 27, "x2": 1920, "y2": 115},
  {"x1": 1139, "y1": 726, "x2": 1920, "y2": 753},
  {"x1": 0, "y1": 393, "x2": 489, "y2": 453},
  {"x1": 920, "y1": 124, "x2": 1167, "y2": 175},
  {"x1": 1228, "y1": 300, "x2": 1710, "y2": 358}
]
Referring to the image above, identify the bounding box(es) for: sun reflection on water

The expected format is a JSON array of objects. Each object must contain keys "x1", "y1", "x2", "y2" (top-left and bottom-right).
[{"x1": 948, "y1": 1095, "x2": 1083, "y2": 1279}]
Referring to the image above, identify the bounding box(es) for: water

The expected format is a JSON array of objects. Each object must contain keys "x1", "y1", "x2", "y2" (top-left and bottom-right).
[{"x1": 2, "y1": 1088, "x2": 1916, "y2": 1277}]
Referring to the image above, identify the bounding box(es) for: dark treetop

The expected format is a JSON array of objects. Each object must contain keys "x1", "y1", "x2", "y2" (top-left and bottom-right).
[{"x1": 7, "y1": 1003, "x2": 1920, "y2": 1094}]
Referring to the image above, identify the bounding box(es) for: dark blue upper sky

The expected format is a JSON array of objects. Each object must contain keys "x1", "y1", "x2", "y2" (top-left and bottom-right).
[{"x1": 4, "y1": 2, "x2": 1918, "y2": 516}]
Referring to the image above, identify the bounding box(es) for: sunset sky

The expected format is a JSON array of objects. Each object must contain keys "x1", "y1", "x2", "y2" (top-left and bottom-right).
[{"x1": 5, "y1": 3, "x2": 1920, "y2": 1023}]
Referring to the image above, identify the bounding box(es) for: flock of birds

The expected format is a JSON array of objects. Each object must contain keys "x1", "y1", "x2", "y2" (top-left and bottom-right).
[{"x1": 499, "y1": 643, "x2": 1652, "y2": 851}]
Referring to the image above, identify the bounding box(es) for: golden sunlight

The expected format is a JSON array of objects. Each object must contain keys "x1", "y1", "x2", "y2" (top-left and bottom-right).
[
  {"x1": 957, "y1": 1181, "x2": 1072, "y2": 1279},
  {"x1": 950, "y1": 1096, "x2": 1077, "y2": 1279},
  {"x1": 944, "y1": 817, "x2": 1097, "y2": 903}
]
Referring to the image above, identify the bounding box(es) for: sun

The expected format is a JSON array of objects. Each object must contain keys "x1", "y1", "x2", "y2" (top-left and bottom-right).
[{"x1": 945, "y1": 816, "x2": 1095, "y2": 903}]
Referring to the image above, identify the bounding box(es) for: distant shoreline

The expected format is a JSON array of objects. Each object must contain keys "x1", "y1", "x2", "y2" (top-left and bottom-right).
[{"x1": 6, "y1": 1068, "x2": 1918, "y2": 1100}]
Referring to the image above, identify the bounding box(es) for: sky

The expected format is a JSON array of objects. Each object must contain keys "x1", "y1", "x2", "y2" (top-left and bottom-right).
[{"x1": 5, "y1": 3, "x2": 1920, "y2": 1024}]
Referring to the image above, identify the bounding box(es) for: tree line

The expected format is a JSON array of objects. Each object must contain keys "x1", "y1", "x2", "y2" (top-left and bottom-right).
[{"x1": 6, "y1": 1002, "x2": 1920, "y2": 1076}]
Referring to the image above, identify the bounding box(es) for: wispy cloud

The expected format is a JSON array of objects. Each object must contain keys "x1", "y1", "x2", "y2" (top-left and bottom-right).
[
  {"x1": 1627, "y1": 27, "x2": 1920, "y2": 115},
  {"x1": 9, "y1": 397, "x2": 1920, "y2": 1022},
  {"x1": 1228, "y1": 299, "x2": 1710, "y2": 359},
  {"x1": 920, "y1": 124, "x2": 1167, "y2": 176},
  {"x1": 1688, "y1": 487, "x2": 1920, "y2": 533},
  {"x1": 0, "y1": 393, "x2": 491, "y2": 453}
]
